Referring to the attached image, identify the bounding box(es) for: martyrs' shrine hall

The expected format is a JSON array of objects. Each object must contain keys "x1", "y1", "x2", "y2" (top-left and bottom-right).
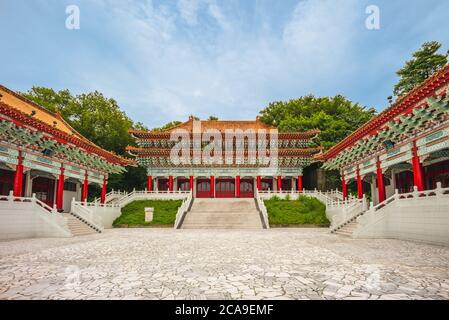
[
  {"x1": 0, "y1": 85, "x2": 132, "y2": 212},
  {"x1": 319, "y1": 64, "x2": 449, "y2": 205},
  {"x1": 127, "y1": 118, "x2": 321, "y2": 198}
]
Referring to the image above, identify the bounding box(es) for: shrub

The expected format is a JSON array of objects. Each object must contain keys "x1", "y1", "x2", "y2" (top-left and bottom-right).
[
  {"x1": 113, "y1": 200, "x2": 183, "y2": 226},
  {"x1": 264, "y1": 195, "x2": 328, "y2": 225}
]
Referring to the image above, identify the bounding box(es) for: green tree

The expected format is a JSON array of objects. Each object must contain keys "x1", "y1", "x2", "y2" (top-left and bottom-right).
[
  {"x1": 22, "y1": 87, "x2": 148, "y2": 194},
  {"x1": 259, "y1": 94, "x2": 376, "y2": 149},
  {"x1": 152, "y1": 121, "x2": 182, "y2": 132},
  {"x1": 208, "y1": 115, "x2": 218, "y2": 120},
  {"x1": 394, "y1": 41, "x2": 448, "y2": 97}
]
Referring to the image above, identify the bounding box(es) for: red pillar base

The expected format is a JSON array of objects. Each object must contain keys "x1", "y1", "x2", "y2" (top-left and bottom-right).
[
  {"x1": 100, "y1": 178, "x2": 107, "y2": 204},
  {"x1": 341, "y1": 175, "x2": 348, "y2": 201},
  {"x1": 357, "y1": 171, "x2": 363, "y2": 199},
  {"x1": 56, "y1": 168, "x2": 65, "y2": 211},
  {"x1": 297, "y1": 175, "x2": 303, "y2": 193},
  {"x1": 147, "y1": 175, "x2": 153, "y2": 192},
  {"x1": 210, "y1": 176, "x2": 215, "y2": 198},
  {"x1": 376, "y1": 162, "x2": 386, "y2": 203},
  {"x1": 236, "y1": 176, "x2": 241, "y2": 197},
  {"x1": 168, "y1": 176, "x2": 173, "y2": 192}
]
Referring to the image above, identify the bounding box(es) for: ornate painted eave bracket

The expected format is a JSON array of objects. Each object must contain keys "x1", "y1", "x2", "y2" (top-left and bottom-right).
[{"x1": 321, "y1": 86, "x2": 449, "y2": 171}]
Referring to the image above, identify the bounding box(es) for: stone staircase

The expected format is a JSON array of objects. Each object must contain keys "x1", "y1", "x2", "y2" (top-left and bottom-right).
[
  {"x1": 63, "y1": 213, "x2": 99, "y2": 236},
  {"x1": 181, "y1": 198, "x2": 264, "y2": 229},
  {"x1": 334, "y1": 220, "x2": 358, "y2": 237}
]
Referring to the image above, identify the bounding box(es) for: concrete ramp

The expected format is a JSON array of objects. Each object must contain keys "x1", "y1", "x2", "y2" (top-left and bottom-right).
[{"x1": 181, "y1": 198, "x2": 263, "y2": 229}]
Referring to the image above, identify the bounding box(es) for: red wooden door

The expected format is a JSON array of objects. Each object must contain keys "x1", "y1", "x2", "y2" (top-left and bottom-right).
[
  {"x1": 0, "y1": 169, "x2": 14, "y2": 196},
  {"x1": 281, "y1": 178, "x2": 292, "y2": 191},
  {"x1": 32, "y1": 177, "x2": 55, "y2": 207},
  {"x1": 215, "y1": 178, "x2": 235, "y2": 198},
  {"x1": 158, "y1": 178, "x2": 169, "y2": 191},
  {"x1": 196, "y1": 179, "x2": 211, "y2": 198},
  {"x1": 240, "y1": 179, "x2": 254, "y2": 198},
  {"x1": 260, "y1": 178, "x2": 273, "y2": 191},
  {"x1": 177, "y1": 178, "x2": 190, "y2": 191}
]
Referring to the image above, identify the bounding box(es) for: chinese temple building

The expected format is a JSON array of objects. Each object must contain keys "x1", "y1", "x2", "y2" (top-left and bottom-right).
[
  {"x1": 319, "y1": 64, "x2": 449, "y2": 205},
  {"x1": 128, "y1": 118, "x2": 321, "y2": 198},
  {"x1": 0, "y1": 85, "x2": 132, "y2": 212}
]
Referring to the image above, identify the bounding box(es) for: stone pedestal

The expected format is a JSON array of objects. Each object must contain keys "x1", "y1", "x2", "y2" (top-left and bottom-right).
[{"x1": 145, "y1": 208, "x2": 154, "y2": 222}]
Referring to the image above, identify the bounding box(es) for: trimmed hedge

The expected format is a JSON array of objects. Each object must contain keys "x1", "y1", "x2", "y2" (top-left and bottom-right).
[
  {"x1": 113, "y1": 200, "x2": 183, "y2": 226},
  {"x1": 264, "y1": 195, "x2": 329, "y2": 225}
]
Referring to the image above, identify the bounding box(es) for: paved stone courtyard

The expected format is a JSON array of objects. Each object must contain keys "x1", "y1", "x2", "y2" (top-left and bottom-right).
[{"x1": 0, "y1": 228, "x2": 449, "y2": 300}]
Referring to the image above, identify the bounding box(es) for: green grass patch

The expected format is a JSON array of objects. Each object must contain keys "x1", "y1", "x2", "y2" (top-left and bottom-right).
[
  {"x1": 264, "y1": 195, "x2": 329, "y2": 225},
  {"x1": 113, "y1": 200, "x2": 183, "y2": 226}
]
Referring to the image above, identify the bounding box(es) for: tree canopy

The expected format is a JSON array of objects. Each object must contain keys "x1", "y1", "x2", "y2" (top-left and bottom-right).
[
  {"x1": 22, "y1": 87, "x2": 147, "y2": 155},
  {"x1": 394, "y1": 41, "x2": 447, "y2": 97},
  {"x1": 259, "y1": 95, "x2": 376, "y2": 149},
  {"x1": 22, "y1": 87, "x2": 148, "y2": 193}
]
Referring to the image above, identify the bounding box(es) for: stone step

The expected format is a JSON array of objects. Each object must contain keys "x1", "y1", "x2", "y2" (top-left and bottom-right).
[
  {"x1": 181, "y1": 198, "x2": 263, "y2": 229},
  {"x1": 182, "y1": 225, "x2": 262, "y2": 229},
  {"x1": 63, "y1": 213, "x2": 99, "y2": 236}
]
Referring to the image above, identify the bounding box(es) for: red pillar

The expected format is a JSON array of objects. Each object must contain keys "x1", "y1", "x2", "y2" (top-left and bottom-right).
[
  {"x1": 81, "y1": 173, "x2": 88, "y2": 202},
  {"x1": 100, "y1": 177, "x2": 107, "y2": 204},
  {"x1": 13, "y1": 152, "x2": 24, "y2": 197},
  {"x1": 256, "y1": 176, "x2": 261, "y2": 191},
  {"x1": 168, "y1": 176, "x2": 173, "y2": 192},
  {"x1": 341, "y1": 174, "x2": 348, "y2": 200},
  {"x1": 356, "y1": 169, "x2": 363, "y2": 199},
  {"x1": 56, "y1": 166, "x2": 65, "y2": 211},
  {"x1": 236, "y1": 176, "x2": 241, "y2": 197},
  {"x1": 210, "y1": 176, "x2": 215, "y2": 198},
  {"x1": 147, "y1": 176, "x2": 153, "y2": 191},
  {"x1": 376, "y1": 160, "x2": 386, "y2": 203},
  {"x1": 189, "y1": 176, "x2": 194, "y2": 190},
  {"x1": 297, "y1": 175, "x2": 303, "y2": 192},
  {"x1": 277, "y1": 176, "x2": 282, "y2": 191},
  {"x1": 412, "y1": 142, "x2": 424, "y2": 191}
]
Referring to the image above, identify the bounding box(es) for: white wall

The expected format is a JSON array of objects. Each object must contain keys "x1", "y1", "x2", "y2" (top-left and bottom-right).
[
  {"x1": 0, "y1": 198, "x2": 71, "y2": 240},
  {"x1": 354, "y1": 189, "x2": 449, "y2": 246}
]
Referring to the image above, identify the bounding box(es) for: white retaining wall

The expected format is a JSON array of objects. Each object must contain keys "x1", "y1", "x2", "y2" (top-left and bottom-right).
[
  {"x1": 0, "y1": 194, "x2": 71, "y2": 240},
  {"x1": 354, "y1": 185, "x2": 449, "y2": 246}
]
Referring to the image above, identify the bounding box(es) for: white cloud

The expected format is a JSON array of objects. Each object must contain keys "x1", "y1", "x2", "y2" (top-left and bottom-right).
[
  {"x1": 207, "y1": 2, "x2": 231, "y2": 31},
  {"x1": 177, "y1": 0, "x2": 201, "y2": 25},
  {"x1": 59, "y1": 0, "x2": 363, "y2": 128},
  {"x1": 283, "y1": 0, "x2": 359, "y2": 69}
]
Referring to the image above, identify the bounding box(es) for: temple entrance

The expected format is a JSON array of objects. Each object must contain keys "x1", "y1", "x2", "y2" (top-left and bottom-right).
[
  {"x1": 196, "y1": 179, "x2": 211, "y2": 198},
  {"x1": 158, "y1": 178, "x2": 169, "y2": 191},
  {"x1": 215, "y1": 178, "x2": 235, "y2": 198},
  {"x1": 281, "y1": 178, "x2": 292, "y2": 191},
  {"x1": 395, "y1": 170, "x2": 414, "y2": 193},
  {"x1": 177, "y1": 178, "x2": 190, "y2": 191},
  {"x1": 240, "y1": 179, "x2": 254, "y2": 198},
  {"x1": 32, "y1": 176, "x2": 55, "y2": 207},
  {"x1": 425, "y1": 159, "x2": 449, "y2": 189},
  {"x1": 260, "y1": 178, "x2": 273, "y2": 191},
  {"x1": 0, "y1": 168, "x2": 14, "y2": 196}
]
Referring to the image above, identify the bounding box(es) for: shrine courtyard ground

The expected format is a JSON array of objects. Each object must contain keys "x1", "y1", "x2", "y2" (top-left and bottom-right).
[{"x1": 1, "y1": 228, "x2": 449, "y2": 300}]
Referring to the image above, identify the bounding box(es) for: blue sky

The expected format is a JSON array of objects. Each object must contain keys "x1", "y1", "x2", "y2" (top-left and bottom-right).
[{"x1": 1, "y1": 0, "x2": 448, "y2": 128}]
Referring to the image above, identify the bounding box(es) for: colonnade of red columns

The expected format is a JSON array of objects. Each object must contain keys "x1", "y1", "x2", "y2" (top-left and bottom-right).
[
  {"x1": 11, "y1": 150, "x2": 108, "y2": 208},
  {"x1": 146, "y1": 175, "x2": 305, "y2": 195},
  {"x1": 341, "y1": 140, "x2": 426, "y2": 204}
]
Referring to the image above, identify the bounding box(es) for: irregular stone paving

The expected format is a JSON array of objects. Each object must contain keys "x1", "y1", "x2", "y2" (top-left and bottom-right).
[{"x1": 0, "y1": 228, "x2": 449, "y2": 300}]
